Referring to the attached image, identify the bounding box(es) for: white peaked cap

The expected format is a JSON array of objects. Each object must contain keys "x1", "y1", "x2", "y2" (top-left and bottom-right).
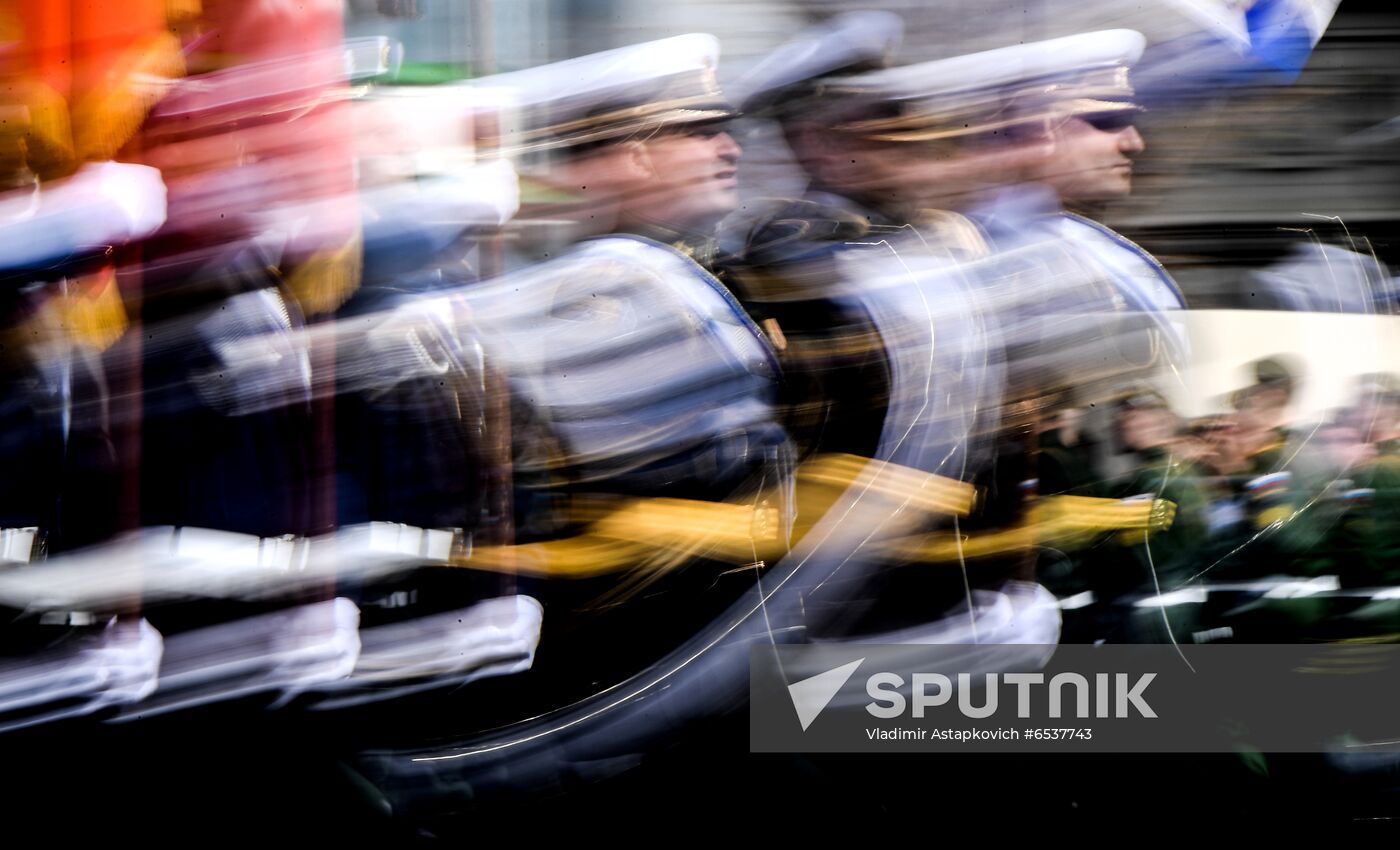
[
  {"x1": 840, "y1": 29, "x2": 1146, "y2": 102},
  {"x1": 829, "y1": 29, "x2": 1147, "y2": 142},
  {"x1": 734, "y1": 11, "x2": 904, "y2": 113},
  {"x1": 472, "y1": 34, "x2": 732, "y2": 151}
]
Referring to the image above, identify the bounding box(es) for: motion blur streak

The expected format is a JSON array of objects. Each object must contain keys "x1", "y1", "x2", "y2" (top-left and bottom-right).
[{"x1": 3, "y1": 0, "x2": 1400, "y2": 838}]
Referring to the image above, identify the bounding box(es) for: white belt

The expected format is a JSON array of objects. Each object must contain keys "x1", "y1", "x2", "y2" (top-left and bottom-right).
[
  {"x1": 0, "y1": 523, "x2": 470, "y2": 614},
  {"x1": 349, "y1": 522, "x2": 461, "y2": 562},
  {"x1": 0, "y1": 527, "x2": 39, "y2": 565},
  {"x1": 167, "y1": 528, "x2": 306, "y2": 572},
  {"x1": 165, "y1": 523, "x2": 466, "y2": 571}
]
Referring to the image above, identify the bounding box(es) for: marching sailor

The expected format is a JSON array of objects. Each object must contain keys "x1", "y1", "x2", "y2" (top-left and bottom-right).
[{"x1": 459, "y1": 35, "x2": 793, "y2": 696}]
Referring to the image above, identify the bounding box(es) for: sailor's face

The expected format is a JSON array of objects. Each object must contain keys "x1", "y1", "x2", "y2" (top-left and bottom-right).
[
  {"x1": 828, "y1": 136, "x2": 995, "y2": 212},
  {"x1": 1046, "y1": 112, "x2": 1145, "y2": 202},
  {"x1": 640, "y1": 123, "x2": 742, "y2": 228}
]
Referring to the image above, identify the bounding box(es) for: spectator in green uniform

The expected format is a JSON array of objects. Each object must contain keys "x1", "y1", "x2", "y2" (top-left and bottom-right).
[
  {"x1": 1107, "y1": 388, "x2": 1209, "y2": 599},
  {"x1": 1348, "y1": 375, "x2": 1400, "y2": 586}
]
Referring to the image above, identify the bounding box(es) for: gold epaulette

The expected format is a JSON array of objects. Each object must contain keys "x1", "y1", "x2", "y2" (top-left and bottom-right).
[
  {"x1": 44, "y1": 267, "x2": 129, "y2": 352},
  {"x1": 911, "y1": 209, "x2": 991, "y2": 261},
  {"x1": 283, "y1": 227, "x2": 365, "y2": 317},
  {"x1": 71, "y1": 30, "x2": 186, "y2": 163},
  {"x1": 1254, "y1": 504, "x2": 1297, "y2": 530},
  {"x1": 1370, "y1": 453, "x2": 1400, "y2": 471},
  {"x1": 3, "y1": 83, "x2": 75, "y2": 179}
]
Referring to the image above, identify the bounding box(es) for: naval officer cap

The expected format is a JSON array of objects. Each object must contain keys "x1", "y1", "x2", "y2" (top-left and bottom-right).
[
  {"x1": 827, "y1": 29, "x2": 1146, "y2": 143},
  {"x1": 473, "y1": 34, "x2": 734, "y2": 154},
  {"x1": 733, "y1": 11, "x2": 903, "y2": 117}
]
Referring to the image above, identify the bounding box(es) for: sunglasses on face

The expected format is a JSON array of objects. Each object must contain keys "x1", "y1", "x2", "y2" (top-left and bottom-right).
[
  {"x1": 1079, "y1": 111, "x2": 1138, "y2": 133},
  {"x1": 681, "y1": 119, "x2": 734, "y2": 140},
  {"x1": 646, "y1": 119, "x2": 733, "y2": 143}
]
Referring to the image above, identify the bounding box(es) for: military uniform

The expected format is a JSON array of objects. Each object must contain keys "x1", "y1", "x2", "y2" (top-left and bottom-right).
[
  {"x1": 720, "y1": 194, "x2": 897, "y2": 461},
  {"x1": 720, "y1": 20, "x2": 1041, "y2": 642},
  {"x1": 1110, "y1": 448, "x2": 1208, "y2": 590},
  {"x1": 1056, "y1": 213, "x2": 1186, "y2": 312},
  {"x1": 0, "y1": 0, "x2": 179, "y2": 554},
  {"x1": 444, "y1": 36, "x2": 798, "y2": 702},
  {"x1": 1348, "y1": 438, "x2": 1400, "y2": 586},
  {"x1": 1038, "y1": 427, "x2": 1105, "y2": 500}
]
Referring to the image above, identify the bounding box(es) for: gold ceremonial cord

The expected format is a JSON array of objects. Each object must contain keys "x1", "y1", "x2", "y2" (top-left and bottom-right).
[
  {"x1": 459, "y1": 453, "x2": 977, "y2": 578},
  {"x1": 794, "y1": 453, "x2": 977, "y2": 517},
  {"x1": 886, "y1": 494, "x2": 1177, "y2": 562}
]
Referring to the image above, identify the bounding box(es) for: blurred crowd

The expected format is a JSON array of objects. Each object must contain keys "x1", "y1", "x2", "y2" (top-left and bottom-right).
[{"x1": 1040, "y1": 361, "x2": 1400, "y2": 643}]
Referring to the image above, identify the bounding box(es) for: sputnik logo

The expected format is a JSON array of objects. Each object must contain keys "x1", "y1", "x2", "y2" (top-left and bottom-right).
[{"x1": 786, "y1": 658, "x2": 863, "y2": 731}]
